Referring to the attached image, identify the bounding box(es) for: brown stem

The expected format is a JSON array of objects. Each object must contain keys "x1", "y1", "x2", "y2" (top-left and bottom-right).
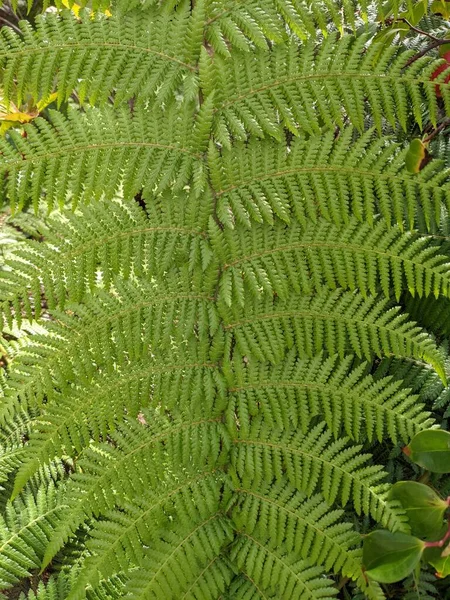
[
  {"x1": 425, "y1": 520, "x2": 450, "y2": 548},
  {"x1": 404, "y1": 39, "x2": 450, "y2": 68},
  {"x1": 398, "y1": 18, "x2": 447, "y2": 43},
  {"x1": 423, "y1": 118, "x2": 450, "y2": 144}
]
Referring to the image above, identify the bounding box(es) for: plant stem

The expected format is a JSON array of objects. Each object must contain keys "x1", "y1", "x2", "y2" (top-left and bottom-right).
[
  {"x1": 425, "y1": 520, "x2": 450, "y2": 548},
  {"x1": 398, "y1": 18, "x2": 447, "y2": 43},
  {"x1": 423, "y1": 118, "x2": 450, "y2": 144}
]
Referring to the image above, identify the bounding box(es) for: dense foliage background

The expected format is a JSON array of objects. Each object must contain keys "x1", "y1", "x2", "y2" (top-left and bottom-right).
[{"x1": 0, "y1": 0, "x2": 450, "y2": 598}]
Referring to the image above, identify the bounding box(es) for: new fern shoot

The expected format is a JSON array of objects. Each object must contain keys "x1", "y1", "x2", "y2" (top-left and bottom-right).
[{"x1": 0, "y1": 0, "x2": 450, "y2": 599}]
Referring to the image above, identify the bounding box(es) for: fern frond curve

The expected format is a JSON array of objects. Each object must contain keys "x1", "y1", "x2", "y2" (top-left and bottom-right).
[
  {"x1": 207, "y1": 36, "x2": 448, "y2": 144},
  {"x1": 221, "y1": 288, "x2": 446, "y2": 381},
  {"x1": 67, "y1": 472, "x2": 232, "y2": 600},
  {"x1": 0, "y1": 197, "x2": 213, "y2": 325},
  {"x1": 0, "y1": 105, "x2": 206, "y2": 211},
  {"x1": 0, "y1": 2, "x2": 447, "y2": 598},
  {"x1": 232, "y1": 419, "x2": 407, "y2": 531},
  {"x1": 228, "y1": 351, "x2": 433, "y2": 443},
  {"x1": 0, "y1": 484, "x2": 66, "y2": 591},
  {"x1": 11, "y1": 355, "x2": 227, "y2": 496},
  {"x1": 42, "y1": 413, "x2": 229, "y2": 568},
  {"x1": 0, "y1": 274, "x2": 220, "y2": 424},
  {"x1": 0, "y1": 10, "x2": 199, "y2": 108},
  {"x1": 231, "y1": 481, "x2": 378, "y2": 598},
  {"x1": 212, "y1": 217, "x2": 450, "y2": 303},
  {"x1": 229, "y1": 535, "x2": 338, "y2": 600},
  {"x1": 208, "y1": 132, "x2": 449, "y2": 230}
]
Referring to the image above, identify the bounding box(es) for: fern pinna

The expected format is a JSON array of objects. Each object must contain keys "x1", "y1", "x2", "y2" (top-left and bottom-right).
[{"x1": 0, "y1": 0, "x2": 450, "y2": 598}]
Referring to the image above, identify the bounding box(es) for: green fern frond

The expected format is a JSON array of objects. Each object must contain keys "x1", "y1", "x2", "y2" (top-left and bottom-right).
[
  {"x1": 231, "y1": 481, "x2": 377, "y2": 598},
  {"x1": 406, "y1": 294, "x2": 450, "y2": 337},
  {"x1": 212, "y1": 216, "x2": 450, "y2": 302},
  {"x1": 0, "y1": 197, "x2": 213, "y2": 325},
  {"x1": 208, "y1": 131, "x2": 449, "y2": 230},
  {"x1": 228, "y1": 351, "x2": 433, "y2": 442},
  {"x1": 0, "y1": 484, "x2": 65, "y2": 590},
  {"x1": 221, "y1": 288, "x2": 446, "y2": 380},
  {"x1": 0, "y1": 271, "x2": 221, "y2": 422},
  {"x1": 207, "y1": 36, "x2": 445, "y2": 144},
  {"x1": 374, "y1": 349, "x2": 450, "y2": 415},
  {"x1": 11, "y1": 352, "x2": 227, "y2": 494},
  {"x1": 229, "y1": 537, "x2": 338, "y2": 600},
  {"x1": 202, "y1": 0, "x2": 407, "y2": 55},
  {"x1": 119, "y1": 512, "x2": 232, "y2": 599},
  {"x1": 67, "y1": 472, "x2": 232, "y2": 600},
  {"x1": 15, "y1": 571, "x2": 127, "y2": 600},
  {"x1": 0, "y1": 105, "x2": 206, "y2": 211},
  {"x1": 0, "y1": 9, "x2": 199, "y2": 108},
  {"x1": 232, "y1": 418, "x2": 407, "y2": 531},
  {"x1": 42, "y1": 413, "x2": 228, "y2": 568},
  {"x1": 0, "y1": 2, "x2": 447, "y2": 598}
]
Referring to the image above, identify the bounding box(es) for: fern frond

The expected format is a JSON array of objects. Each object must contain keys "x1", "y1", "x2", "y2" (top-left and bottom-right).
[
  {"x1": 208, "y1": 132, "x2": 449, "y2": 229},
  {"x1": 0, "y1": 2, "x2": 445, "y2": 598},
  {"x1": 232, "y1": 418, "x2": 407, "y2": 531},
  {"x1": 212, "y1": 216, "x2": 450, "y2": 303},
  {"x1": 0, "y1": 9, "x2": 199, "y2": 108},
  {"x1": 0, "y1": 271, "x2": 220, "y2": 422},
  {"x1": 229, "y1": 536, "x2": 338, "y2": 600},
  {"x1": 0, "y1": 105, "x2": 206, "y2": 211},
  {"x1": 67, "y1": 472, "x2": 232, "y2": 600},
  {"x1": 0, "y1": 484, "x2": 65, "y2": 590},
  {"x1": 228, "y1": 351, "x2": 433, "y2": 443},
  {"x1": 16, "y1": 572, "x2": 126, "y2": 600},
  {"x1": 374, "y1": 349, "x2": 450, "y2": 414},
  {"x1": 119, "y1": 512, "x2": 232, "y2": 600},
  {"x1": 11, "y1": 351, "x2": 227, "y2": 495},
  {"x1": 203, "y1": 0, "x2": 405, "y2": 55},
  {"x1": 221, "y1": 288, "x2": 446, "y2": 380},
  {"x1": 406, "y1": 294, "x2": 450, "y2": 337},
  {"x1": 43, "y1": 413, "x2": 229, "y2": 568},
  {"x1": 207, "y1": 36, "x2": 446, "y2": 144},
  {"x1": 231, "y1": 481, "x2": 378, "y2": 598},
  {"x1": 0, "y1": 196, "x2": 213, "y2": 325}
]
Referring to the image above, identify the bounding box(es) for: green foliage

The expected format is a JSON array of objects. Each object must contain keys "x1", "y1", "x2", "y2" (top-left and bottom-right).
[
  {"x1": 0, "y1": 1, "x2": 449, "y2": 599},
  {"x1": 363, "y1": 433, "x2": 450, "y2": 584}
]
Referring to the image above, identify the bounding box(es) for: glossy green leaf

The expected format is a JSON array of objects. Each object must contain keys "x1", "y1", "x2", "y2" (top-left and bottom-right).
[
  {"x1": 363, "y1": 530, "x2": 425, "y2": 583},
  {"x1": 405, "y1": 430, "x2": 450, "y2": 473},
  {"x1": 424, "y1": 544, "x2": 450, "y2": 578},
  {"x1": 405, "y1": 139, "x2": 426, "y2": 174},
  {"x1": 401, "y1": 1, "x2": 427, "y2": 25},
  {"x1": 389, "y1": 482, "x2": 449, "y2": 539}
]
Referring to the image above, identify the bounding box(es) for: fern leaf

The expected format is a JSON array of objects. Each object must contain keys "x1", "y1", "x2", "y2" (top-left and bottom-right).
[
  {"x1": 42, "y1": 413, "x2": 228, "y2": 568},
  {"x1": 67, "y1": 473, "x2": 232, "y2": 600},
  {"x1": 209, "y1": 132, "x2": 449, "y2": 229},
  {"x1": 0, "y1": 10, "x2": 198, "y2": 108},
  {"x1": 221, "y1": 288, "x2": 446, "y2": 381},
  {"x1": 0, "y1": 274, "x2": 221, "y2": 425},
  {"x1": 229, "y1": 536, "x2": 338, "y2": 599},
  {"x1": 228, "y1": 351, "x2": 433, "y2": 443},
  {"x1": 0, "y1": 196, "x2": 213, "y2": 326},
  {"x1": 0, "y1": 105, "x2": 205, "y2": 211},
  {"x1": 232, "y1": 418, "x2": 407, "y2": 531},
  {"x1": 0, "y1": 485, "x2": 65, "y2": 590},
  {"x1": 212, "y1": 217, "x2": 450, "y2": 302},
  {"x1": 210, "y1": 37, "x2": 445, "y2": 142},
  {"x1": 231, "y1": 481, "x2": 378, "y2": 598}
]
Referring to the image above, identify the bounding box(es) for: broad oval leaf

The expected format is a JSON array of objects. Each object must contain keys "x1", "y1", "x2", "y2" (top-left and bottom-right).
[
  {"x1": 363, "y1": 530, "x2": 425, "y2": 583},
  {"x1": 389, "y1": 481, "x2": 449, "y2": 539},
  {"x1": 405, "y1": 430, "x2": 450, "y2": 473},
  {"x1": 424, "y1": 545, "x2": 450, "y2": 578}
]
